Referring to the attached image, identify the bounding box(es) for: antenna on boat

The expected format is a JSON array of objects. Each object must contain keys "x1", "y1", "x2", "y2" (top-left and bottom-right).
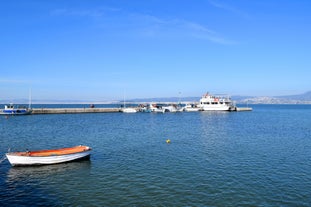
[
  {"x1": 178, "y1": 91, "x2": 182, "y2": 105},
  {"x1": 28, "y1": 88, "x2": 32, "y2": 109},
  {"x1": 123, "y1": 89, "x2": 126, "y2": 108}
]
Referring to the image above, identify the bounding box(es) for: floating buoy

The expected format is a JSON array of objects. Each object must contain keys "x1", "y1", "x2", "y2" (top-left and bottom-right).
[{"x1": 166, "y1": 139, "x2": 171, "y2": 144}]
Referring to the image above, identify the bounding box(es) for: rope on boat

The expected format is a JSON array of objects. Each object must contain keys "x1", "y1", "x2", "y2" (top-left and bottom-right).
[
  {"x1": 0, "y1": 155, "x2": 7, "y2": 164},
  {"x1": 0, "y1": 148, "x2": 10, "y2": 164}
]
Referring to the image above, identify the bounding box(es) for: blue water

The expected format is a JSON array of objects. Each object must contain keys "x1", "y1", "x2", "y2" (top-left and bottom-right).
[{"x1": 1, "y1": 105, "x2": 311, "y2": 206}]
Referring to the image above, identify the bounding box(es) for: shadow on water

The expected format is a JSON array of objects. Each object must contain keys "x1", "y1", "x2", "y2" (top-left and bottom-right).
[
  {"x1": 7, "y1": 160, "x2": 91, "y2": 181},
  {"x1": 4, "y1": 160, "x2": 91, "y2": 207}
]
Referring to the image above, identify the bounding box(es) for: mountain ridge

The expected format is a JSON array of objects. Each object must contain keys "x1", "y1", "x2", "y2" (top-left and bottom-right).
[{"x1": 1, "y1": 91, "x2": 310, "y2": 104}]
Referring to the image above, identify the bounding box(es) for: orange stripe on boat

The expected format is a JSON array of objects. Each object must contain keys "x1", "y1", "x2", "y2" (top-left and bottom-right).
[{"x1": 13, "y1": 145, "x2": 92, "y2": 157}]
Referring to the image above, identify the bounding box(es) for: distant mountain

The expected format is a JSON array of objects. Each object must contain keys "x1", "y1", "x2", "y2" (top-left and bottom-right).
[
  {"x1": 128, "y1": 91, "x2": 311, "y2": 104},
  {"x1": 277, "y1": 91, "x2": 311, "y2": 101},
  {"x1": 238, "y1": 91, "x2": 311, "y2": 104},
  {"x1": 231, "y1": 95, "x2": 255, "y2": 102},
  {"x1": 1, "y1": 91, "x2": 310, "y2": 104},
  {"x1": 128, "y1": 97, "x2": 199, "y2": 103}
]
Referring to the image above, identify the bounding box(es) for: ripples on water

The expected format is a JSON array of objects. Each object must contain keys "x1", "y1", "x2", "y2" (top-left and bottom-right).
[{"x1": 1, "y1": 105, "x2": 311, "y2": 206}]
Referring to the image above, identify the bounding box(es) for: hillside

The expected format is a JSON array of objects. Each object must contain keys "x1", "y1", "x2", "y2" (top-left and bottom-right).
[
  {"x1": 129, "y1": 91, "x2": 311, "y2": 104},
  {"x1": 238, "y1": 91, "x2": 311, "y2": 104}
]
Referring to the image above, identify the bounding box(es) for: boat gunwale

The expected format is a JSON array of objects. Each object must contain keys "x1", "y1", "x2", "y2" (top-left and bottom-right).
[{"x1": 6, "y1": 145, "x2": 91, "y2": 157}]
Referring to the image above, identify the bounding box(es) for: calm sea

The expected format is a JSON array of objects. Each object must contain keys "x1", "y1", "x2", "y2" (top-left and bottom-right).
[{"x1": 1, "y1": 104, "x2": 311, "y2": 206}]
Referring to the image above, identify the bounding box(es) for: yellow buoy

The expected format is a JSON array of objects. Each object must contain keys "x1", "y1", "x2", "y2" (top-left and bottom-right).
[{"x1": 166, "y1": 139, "x2": 171, "y2": 144}]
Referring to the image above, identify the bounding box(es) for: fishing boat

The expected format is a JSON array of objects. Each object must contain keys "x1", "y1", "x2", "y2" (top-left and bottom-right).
[
  {"x1": 198, "y1": 92, "x2": 236, "y2": 111},
  {"x1": 0, "y1": 104, "x2": 32, "y2": 115},
  {"x1": 138, "y1": 104, "x2": 152, "y2": 113},
  {"x1": 149, "y1": 103, "x2": 165, "y2": 113},
  {"x1": 6, "y1": 145, "x2": 91, "y2": 166}
]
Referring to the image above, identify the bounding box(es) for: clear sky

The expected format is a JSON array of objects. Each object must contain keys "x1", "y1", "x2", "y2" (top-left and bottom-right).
[{"x1": 1, "y1": 0, "x2": 310, "y2": 102}]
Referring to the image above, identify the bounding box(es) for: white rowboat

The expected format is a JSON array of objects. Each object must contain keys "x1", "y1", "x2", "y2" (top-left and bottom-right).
[{"x1": 6, "y1": 145, "x2": 91, "y2": 166}]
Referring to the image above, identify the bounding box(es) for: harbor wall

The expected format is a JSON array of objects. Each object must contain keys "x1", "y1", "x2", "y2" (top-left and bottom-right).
[
  {"x1": 32, "y1": 108, "x2": 120, "y2": 114},
  {"x1": 31, "y1": 107, "x2": 252, "y2": 114}
]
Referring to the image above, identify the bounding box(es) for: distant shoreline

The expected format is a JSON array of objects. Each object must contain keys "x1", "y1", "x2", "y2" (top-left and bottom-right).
[{"x1": 1, "y1": 91, "x2": 310, "y2": 105}]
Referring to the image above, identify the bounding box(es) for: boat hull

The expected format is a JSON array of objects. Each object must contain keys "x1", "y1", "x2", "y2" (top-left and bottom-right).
[
  {"x1": 121, "y1": 108, "x2": 137, "y2": 113},
  {"x1": 0, "y1": 109, "x2": 32, "y2": 115},
  {"x1": 6, "y1": 146, "x2": 91, "y2": 166},
  {"x1": 201, "y1": 106, "x2": 231, "y2": 111},
  {"x1": 184, "y1": 108, "x2": 201, "y2": 112}
]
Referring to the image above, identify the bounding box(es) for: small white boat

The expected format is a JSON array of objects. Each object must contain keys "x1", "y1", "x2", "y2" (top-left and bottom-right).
[
  {"x1": 0, "y1": 104, "x2": 32, "y2": 115},
  {"x1": 149, "y1": 103, "x2": 165, "y2": 113},
  {"x1": 162, "y1": 105, "x2": 177, "y2": 112},
  {"x1": 121, "y1": 108, "x2": 137, "y2": 113},
  {"x1": 6, "y1": 145, "x2": 91, "y2": 166},
  {"x1": 121, "y1": 92, "x2": 137, "y2": 113},
  {"x1": 138, "y1": 104, "x2": 152, "y2": 113}
]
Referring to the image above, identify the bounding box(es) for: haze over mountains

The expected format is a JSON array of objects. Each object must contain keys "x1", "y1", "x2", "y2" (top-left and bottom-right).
[
  {"x1": 1, "y1": 91, "x2": 311, "y2": 104},
  {"x1": 233, "y1": 91, "x2": 311, "y2": 104},
  {"x1": 129, "y1": 91, "x2": 311, "y2": 104}
]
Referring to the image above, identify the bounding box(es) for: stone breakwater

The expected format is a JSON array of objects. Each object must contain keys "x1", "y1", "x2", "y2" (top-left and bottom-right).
[
  {"x1": 30, "y1": 107, "x2": 251, "y2": 114},
  {"x1": 32, "y1": 108, "x2": 120, "y2": 114}
]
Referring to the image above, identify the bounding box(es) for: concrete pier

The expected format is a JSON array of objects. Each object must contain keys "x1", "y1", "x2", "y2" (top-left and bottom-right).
[
  {"x1": 32, "y1": 108, "x2": 120, "y2": 114},
  {"x1": 235, "y1": 107, "x2": 253, "y2": 112},
  {"x1": 30, "y1": 106, "x2": 252, "y2": 114}
]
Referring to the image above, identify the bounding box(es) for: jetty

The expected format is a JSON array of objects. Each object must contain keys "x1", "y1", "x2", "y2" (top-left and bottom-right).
[
  {"x1": 234, "y1": 107, "x2": 253, "y2": 112},
  {"x1": 29, "y1": 106, "x2": 252, "y2": 114},
  {"x1": 32, "y1": 108, "x2": 120, "y2": 114}
]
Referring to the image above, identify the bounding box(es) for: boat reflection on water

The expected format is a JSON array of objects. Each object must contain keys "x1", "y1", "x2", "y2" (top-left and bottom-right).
[{"x1": 6, "y1": 160, "x2": 91, "y2": 183}]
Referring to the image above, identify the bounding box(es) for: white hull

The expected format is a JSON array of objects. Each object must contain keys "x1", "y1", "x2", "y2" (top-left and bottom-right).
[
  {"x1": 122, "y1": 108, "x2": 137, "y2": 113},
  {"x1": 6, "y1": 146, "x2": 91, "y2": 166},
  {"x1": 152, "y1": 108, "x2": 165, "y2": 113},
  {"x1": 6, "y1": 151, "x2": 91, "y2": 166},
  {"x1": 147, "y1": 103, "x2": 165, "y2": 113},
  {"x1": 0, "y1": 109, "x2": 32, "y2": 115},
  {"x1": 162, "y1": 106, "x2": 177, "y2": 112},
  {"x1": 184, "y1": 107, "x2": 201, "y2": 112},
  {"x1": 201, "y1": 105, "x2": 231, "y2": 111}
]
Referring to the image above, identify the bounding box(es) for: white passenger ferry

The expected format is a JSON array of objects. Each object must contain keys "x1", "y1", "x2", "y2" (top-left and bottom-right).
[{"x1": 198, "y1": 92, "x2": 235, "y2": 111}]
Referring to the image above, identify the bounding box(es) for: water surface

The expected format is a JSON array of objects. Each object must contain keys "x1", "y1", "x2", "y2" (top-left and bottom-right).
[{"x1": 1, "y1": 105, "x2": 311, "y2": 206}]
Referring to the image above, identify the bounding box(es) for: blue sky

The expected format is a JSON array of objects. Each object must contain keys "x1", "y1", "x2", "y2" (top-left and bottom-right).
[{"x1": 1, "y1": 0, "x2": 310, "y2": 102}]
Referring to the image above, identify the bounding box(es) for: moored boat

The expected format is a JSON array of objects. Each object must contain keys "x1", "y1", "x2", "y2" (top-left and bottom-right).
[
  {"x1": 149, "y1": 103, "x2": 165, "y2": 113},
  {"x1": 0, "y1": 104, "x2": 32, "y2": 115},
  {"x1": 162, "y1": 104, "x2": 184, "y2": 112},
  {"x1": 121, "y1": 107, "x2": 137, "y2": 113},
  {"x1": 198, "y1": 92, "x2": 235, "y2": 111},
  {"x1": 138, "y1": 104, "x2": 152, "y2": 113},
  {"x1": 162, "y1": 105, "x2": 177, "y2": 112},
  {"x1": 6, "y1": 145, "x2": 91, "y2": 166}
]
